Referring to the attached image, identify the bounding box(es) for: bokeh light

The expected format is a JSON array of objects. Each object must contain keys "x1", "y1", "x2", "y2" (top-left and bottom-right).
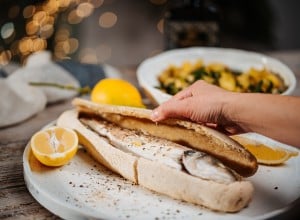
[
  {"x1": 42, "y1": 0, "x2": 59, "y2": 15},
  {"x1": 99, "y1": 12, "x2": 117, "y2": 28},
  {"x1": 58, "y1": 0, "x2": 71, "y2": 9},
  {"x1": 68, "y1": 9, "x2": 83, "y2": 24},
  {"x1": 26, "y1": 21, "x2": 39, "y2": 35},
  {"x1": 23, "y1": 5, "x2": 36, "y2": 19},
  {"x1": 157, "y1": 19, "x2": 164, "y2": 34},
  {"x1": 79, "y1": 48, "x2": 98, "y2": 64},
  {"x1": 1, "y1": 22, "x2": 15, "y2": 39},
  {"x1": 76, "y1": 2, "x2": 94, "y2": 18},
  {"x1": 0, "y1": 50, "x2": 12, "y2": 65},
  {"x1": 91, "y1": 0, "x2": 104, "y2": 8}
]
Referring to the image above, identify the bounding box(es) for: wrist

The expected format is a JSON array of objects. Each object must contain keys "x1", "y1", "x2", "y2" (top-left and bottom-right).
[{"x1": 222, "y1": 92, "x2": 251, "y2": 132}]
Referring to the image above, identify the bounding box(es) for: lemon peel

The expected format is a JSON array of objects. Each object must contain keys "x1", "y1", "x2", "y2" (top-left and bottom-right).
[{"x1": 91, "y1": 78, "x2": 145, "y2": 108}]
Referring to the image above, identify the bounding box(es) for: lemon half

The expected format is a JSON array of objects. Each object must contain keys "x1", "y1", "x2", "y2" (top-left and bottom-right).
[{"x1": 30, "y1": 126, "x2": 78, "y2": 167}]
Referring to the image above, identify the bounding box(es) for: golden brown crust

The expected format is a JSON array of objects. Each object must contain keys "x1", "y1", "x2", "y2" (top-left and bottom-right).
[{"x1": 72, "y1": 98, "x2": 258, "y2": 177}]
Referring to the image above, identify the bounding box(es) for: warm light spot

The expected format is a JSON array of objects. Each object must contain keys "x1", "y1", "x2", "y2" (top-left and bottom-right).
[
  {"x1": 58, "y1": 0, "x2": 71, "y2": 9},
  {"x1": 99, "y1": 12, "x2": 117, "y2": 28},
  {"x1": 157, "y1": 18, "x2": 164, "y2": 34},
  {"x1": 80, "y1": 54, "x2": 98, "y2": 64},
  {"x1": 96, "y1": 44, "x2": 111, "y2": 62},
  {"x1": 68, "y1": 38, "x2": 79, "y2": 54},
  {"x1": 54, "y1": 41, "x2": 66, "y2": 54},
  {"x1": 79, "y1": 48, "x2": 98, "y2": 64},
  {"x1": 63, "y1": 40, "x2": 71, "y2": 54},
  {"x1": 45, "y1": 16, "x2": 55, "y2": 25},
  {"x1": 32, "y1": 38, "x2": 47, "y2": 51},
  {"x1": 40, "y1": 24, "x2": 54, "y2": 39},
  {"x1": 91, "y1": 0, "x2": 104, "y2": 8},
  {"x1": 0, "y1": 50, "x2": 12, "y2": 65},
  {"x1": 149, "y1": 0, "x2": 167, "y2": 5},
  {"x1": 19, "y1": 38, "x2": 34, "y2": 54},
  {"x1": 8, "y1": 5, "x2": 20, "y2": 19},
  {"x1": 76, "y1": 2, "x2": 94, "y2": 18},
  {"x1": 55, "y1": 28, "x2": 70, "y2": 42},
  {"x1": 43, "y1": 0, "x2": 59, "y2": 15},
  {"x1": 68, "y1": 10, "x2": 83, "y2": 24},
  {"x1": 1, "y1": 22, "x2": 15, "y2": 39},
  {"x1": 33, "y1": 11, "x2": 48, "y2": 26},
  {"x1": 54, "y1": 50, "x2": 67, "y2": 60},
  {"x1": 26, "y1": 21, "x2": 39, "y2": 35},
  {"x1": 23, "y1": 5, "x2": 36, "y2": 18}
]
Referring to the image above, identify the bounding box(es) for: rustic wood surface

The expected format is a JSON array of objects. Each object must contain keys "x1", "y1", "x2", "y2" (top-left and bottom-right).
[{"x1": 1, "y1": 51, "x2": 300, "y2": 219}]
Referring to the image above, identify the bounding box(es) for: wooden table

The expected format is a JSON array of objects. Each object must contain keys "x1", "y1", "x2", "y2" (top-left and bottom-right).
[{"x1": 1, "y1": 51, "x2": 300, "y2": 219}]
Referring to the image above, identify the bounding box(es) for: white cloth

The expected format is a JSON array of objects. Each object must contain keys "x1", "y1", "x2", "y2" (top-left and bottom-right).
[{"x1": 0, "y1": 51, "x2": 80, "y2": 127}]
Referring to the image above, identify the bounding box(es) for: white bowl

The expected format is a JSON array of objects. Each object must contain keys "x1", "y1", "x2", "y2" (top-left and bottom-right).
[{"x1": 137, "y1": 47, "x2": 296, "y2": 105}]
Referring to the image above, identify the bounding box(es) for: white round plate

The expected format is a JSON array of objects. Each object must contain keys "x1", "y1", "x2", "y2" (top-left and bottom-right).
[
  {"x1": 23, "y1": 123, "x2": 300, "y2": 220},
  {"x1": 137, "y1": 47, "x2": 297, "y2": 105}
]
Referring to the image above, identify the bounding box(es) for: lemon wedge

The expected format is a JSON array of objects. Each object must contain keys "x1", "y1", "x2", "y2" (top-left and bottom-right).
[{"x1": 232, "y1": 135, "x2": 298, "y2": 165}]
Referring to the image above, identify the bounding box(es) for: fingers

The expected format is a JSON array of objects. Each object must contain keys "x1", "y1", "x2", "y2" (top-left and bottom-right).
[{"x1": 151, "y1": 98, "x2": 189, "y2": 122}]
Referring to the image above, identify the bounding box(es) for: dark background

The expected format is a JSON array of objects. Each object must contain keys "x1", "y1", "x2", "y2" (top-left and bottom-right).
[{"x1": 0, "y1": 0, "x2": 299, "y2": 67}]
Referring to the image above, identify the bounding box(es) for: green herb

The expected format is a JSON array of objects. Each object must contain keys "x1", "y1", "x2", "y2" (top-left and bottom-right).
[{"x1": 192, "y1": 67, "x2": 207, "y2": 80}]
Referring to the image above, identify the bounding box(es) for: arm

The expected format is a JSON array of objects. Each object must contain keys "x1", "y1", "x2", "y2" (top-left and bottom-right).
[
  {"x1": 226, "y1": 92, "x2": 300, "y2": 147},
  {"x1": 151, "y1": 80, "x2": 300, "y2": 148}
]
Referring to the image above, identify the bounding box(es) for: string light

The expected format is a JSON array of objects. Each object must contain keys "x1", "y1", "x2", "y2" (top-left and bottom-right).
[{"x1": 2, "y1": 0, "x2": 167, "y2": 65}]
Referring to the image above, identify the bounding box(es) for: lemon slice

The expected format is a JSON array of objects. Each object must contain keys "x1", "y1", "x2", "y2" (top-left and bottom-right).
[
  {"x1": 31, "y1": 126, "x2": 78, "y2": 167},
  {"x1": 91, "y1": 78, "x2": 145, "y2": 108},
  {"x1": 232, "y1": 136, "x2": 298, "y2": 165}
]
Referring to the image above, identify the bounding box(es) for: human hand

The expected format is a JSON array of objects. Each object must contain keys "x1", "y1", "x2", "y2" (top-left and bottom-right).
[{"x1": 151, "y1": 80, "x2": 247, "y2": 135}]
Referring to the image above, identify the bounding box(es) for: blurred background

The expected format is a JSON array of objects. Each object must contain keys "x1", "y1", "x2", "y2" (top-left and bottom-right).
[{"x1": 0, "y1": 0, "x2": 299, "y2": 69}]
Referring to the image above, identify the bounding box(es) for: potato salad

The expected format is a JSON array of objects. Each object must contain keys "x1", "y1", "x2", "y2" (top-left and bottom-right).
[{"x1": 157, "y1": 60, "x2": 287, "y2": 95}]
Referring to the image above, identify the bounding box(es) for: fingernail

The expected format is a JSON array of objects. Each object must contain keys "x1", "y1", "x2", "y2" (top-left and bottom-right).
[{"x1": 151, "y1": 110, "x2": 160, "y2": 121}]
